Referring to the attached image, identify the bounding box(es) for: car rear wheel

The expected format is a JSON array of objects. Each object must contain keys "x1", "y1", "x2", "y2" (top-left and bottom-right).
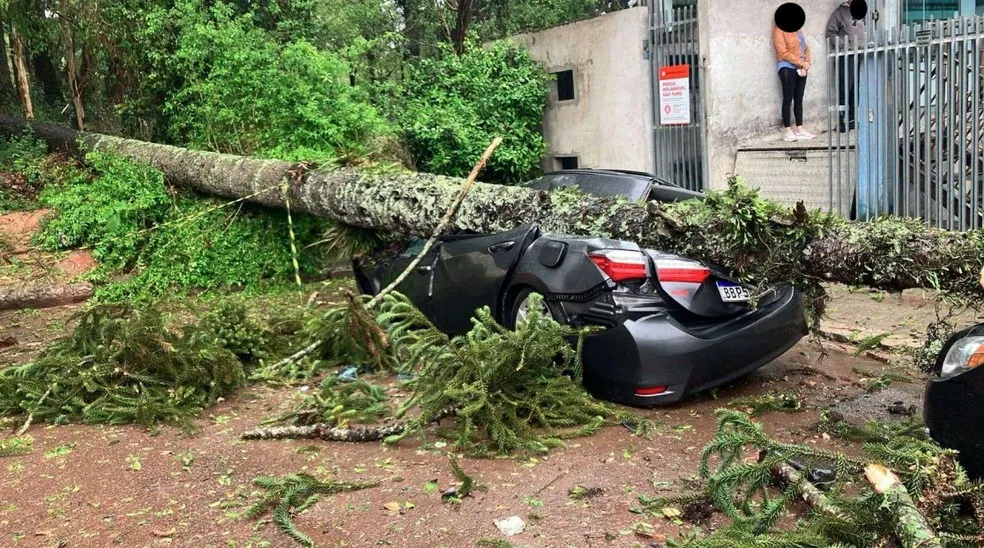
[{"x1": 507, "y1": 287, "x2": 554, "y2": 329}]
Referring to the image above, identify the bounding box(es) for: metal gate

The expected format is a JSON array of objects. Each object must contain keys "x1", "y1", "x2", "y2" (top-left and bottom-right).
[
  {"x1": 649, "y1": 2, "x2": 705, "y2": 192},
  {"x1": 827, "y1": 16, "x2": 984, "y2": 230}
]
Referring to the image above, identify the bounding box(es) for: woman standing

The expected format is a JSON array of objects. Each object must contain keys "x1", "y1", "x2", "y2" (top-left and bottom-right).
[{"x1": 773, "y1": 23, "x2": 816, "y2": 141}]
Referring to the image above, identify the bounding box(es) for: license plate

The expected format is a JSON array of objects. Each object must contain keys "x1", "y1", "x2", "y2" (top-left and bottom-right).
[{"x1": 717, "y1": 282, "x2": 750, "y2": 302}]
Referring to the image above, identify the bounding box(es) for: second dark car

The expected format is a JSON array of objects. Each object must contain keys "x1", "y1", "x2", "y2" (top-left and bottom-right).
[{"x1": 925, "y1": 324, "x2": 984, "y2": 478}]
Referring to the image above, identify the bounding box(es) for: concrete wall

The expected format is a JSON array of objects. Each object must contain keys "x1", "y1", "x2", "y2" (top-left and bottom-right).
[
  {"x1": 513, "y1": 8, "x2": 655, "y2": 173},
  {"x1": 698, "y1": 0, "x2": 849, "y2": 189}
]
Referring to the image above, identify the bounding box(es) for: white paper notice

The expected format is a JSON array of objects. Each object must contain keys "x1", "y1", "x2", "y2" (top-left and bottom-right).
[{"x1": 658, "y1": 64, "x2": 691, "y2": 126}]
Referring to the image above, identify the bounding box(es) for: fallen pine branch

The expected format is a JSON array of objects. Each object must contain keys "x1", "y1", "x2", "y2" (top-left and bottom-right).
[
  {"x1": 774, "y1": 461, "x2": 848, "y2": 521},
  {"x1": 241, "y1": 422, "x2": 406, "y2": 443},
  {"x1": 242, "y1": 407, "x2": 457, "y2": 443},
  {"x1": 865, "y1": 463, "x2": 943, "y2": 548}
]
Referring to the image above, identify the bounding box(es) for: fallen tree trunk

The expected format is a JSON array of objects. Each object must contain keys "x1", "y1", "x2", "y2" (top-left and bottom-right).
[
  {"x1": 0, "y1": 282, "x2": 93, "y2": 311},
  {"x1": 3, "y1": 115, "x2": 984, "y2": 312}
]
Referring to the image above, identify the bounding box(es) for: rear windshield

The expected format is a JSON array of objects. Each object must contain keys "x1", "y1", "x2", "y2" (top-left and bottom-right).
[{"x1": 526, "y1": 173, "x2": 650, "y2": 201}]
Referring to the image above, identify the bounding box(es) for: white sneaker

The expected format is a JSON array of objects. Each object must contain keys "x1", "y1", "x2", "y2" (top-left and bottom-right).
[
  {"x1": 782, "y1": 130, "x2": 798, "y2": 142},
  {"x1": 797, "y1": 129, "x2": 816, "y2": 140}
]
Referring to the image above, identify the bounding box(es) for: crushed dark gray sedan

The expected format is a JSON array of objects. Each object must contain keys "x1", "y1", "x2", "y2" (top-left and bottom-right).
[{"x1": 353, "y1": 170, "x2": 807, "y2": 407}]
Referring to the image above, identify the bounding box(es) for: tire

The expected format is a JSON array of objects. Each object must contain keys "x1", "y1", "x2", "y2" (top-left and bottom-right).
[{"x1": 506, "y1": 287, "x2": 553, "y2": 329}]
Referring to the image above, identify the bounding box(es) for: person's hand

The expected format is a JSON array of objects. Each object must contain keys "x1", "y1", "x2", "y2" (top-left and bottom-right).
[{"x1": 802, "y1": 62, "x2": 812, "y2": 72}]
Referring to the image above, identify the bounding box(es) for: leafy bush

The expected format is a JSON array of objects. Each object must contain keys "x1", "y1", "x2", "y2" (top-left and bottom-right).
[
  {"x1": 0, "y1": 133, "x2": 48, "y2": 175},
  {"x1": 162, "y1": 0, "x2": 390, "y2": 160},
  {"x1": 37, "y1": 151, "x2": 170, "y2": 270},
  {"x1": 397, "y1": 41, "x2": 549, "y2": 183},
  {"x1": 0, "y1": 133, "x2": 49, "y2": 213},
  {"x1": 36, "y1": 152, "x2": 327, "y2": 301}
]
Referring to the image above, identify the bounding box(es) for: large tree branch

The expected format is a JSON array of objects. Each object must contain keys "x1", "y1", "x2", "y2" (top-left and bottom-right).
[{"x1": 3, "y1": 115, "x2": 983, "y2": 308}]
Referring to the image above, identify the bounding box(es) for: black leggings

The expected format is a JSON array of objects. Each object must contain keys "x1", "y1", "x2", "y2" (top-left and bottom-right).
[{"x1": 779, "y1": 67, "x2": 807, "y2": 127}]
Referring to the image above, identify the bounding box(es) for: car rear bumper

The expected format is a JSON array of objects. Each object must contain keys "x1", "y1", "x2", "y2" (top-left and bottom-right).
[
  {"x1": 582, "y1": 285, "x2": 807, "y2": 407},
  {"x1": 925, "y1": 374, "x2": 984, "y2": 479}
]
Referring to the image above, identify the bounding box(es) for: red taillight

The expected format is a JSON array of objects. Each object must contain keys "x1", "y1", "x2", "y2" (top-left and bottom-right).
[
  {"x1": 655, "y1": 259, "x2": 711, "y2": 284},
  {"x1": 635, "y1": 386, "x2": 668, "y2": 397},
  {"x1": 588, "y1": 250, "x2": 648, "y2": 282}
]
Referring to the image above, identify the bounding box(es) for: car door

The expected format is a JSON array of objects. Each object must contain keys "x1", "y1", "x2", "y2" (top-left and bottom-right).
[
  {"x1": 376, "y1": 247, "x2": 440, "y2": 318},
  {"x1": 430, "y1": 225, "x2": 539, "y2": 335}
]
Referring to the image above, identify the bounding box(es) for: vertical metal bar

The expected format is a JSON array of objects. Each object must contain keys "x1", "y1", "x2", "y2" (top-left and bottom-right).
[
  {"x1": 953, "y1": 18, "x2": 970, "y2": 230},
  {"x1": 687, "y1": 6, "x2": 696, "y2": 191},
  {"x1": 666, "y1": 8, "x2": 686, "y2": 187},
  {"x1": 828, "y1": 35, "x2": 834, "y2": 213},
  {"x1": 882, "y1": 27, "x2": 890, "y2": 217},
  {"x1": 924, "y1": 22, "x2": 933, "y2": 225},
  {"x1": 937, "y1": 21, "x2": 945, "y2": 229},
  {"x1": 973, "y1": 18, "x2": 981, "y2": 230},
  {"x1": 915, "y1": 26, "x2": 923, "y2": 222},
  {"x1": 866, "y1": 33, "x2": 874, "y2": 221},
  {"x1": 656, "y1": 7, "x2": 665, "y2": 182},
  {"x1": 889, "y1": 29, "x2": 906, "y2": 216},
  {"x1": 835, "y1": 36, "x2": 843, "y2": 216},
  {"x1": 903, "y1": 25, "x2": 911, "y2": 218},
  {"x1": 852, "y1": 34, "x2": 859, "y2": 219},
  {"x1": 943, "y1": 21, "x2": 957, "y2": 230}
]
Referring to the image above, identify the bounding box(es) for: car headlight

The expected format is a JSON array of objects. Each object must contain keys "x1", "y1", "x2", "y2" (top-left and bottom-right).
[{"x1": 940, "y1": 336, "x2": 984, "y2": 380}]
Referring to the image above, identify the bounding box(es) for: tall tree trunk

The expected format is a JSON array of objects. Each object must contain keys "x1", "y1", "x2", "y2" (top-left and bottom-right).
[
  {"x1": 2, "y1": 115, "x2": 983, "y2": 306},
  {"x1": 59, "y1": 10, "x2": 84, "y2": 130},
  {"x1": 0, "y1": 17, "x2": 14, "y2": 99},
  {"x1": 10, "y1": 27, "x2": 33, "y2": 119},
  {"x1": 451, "y1": 0, "x2": 474, "y2": 55}
]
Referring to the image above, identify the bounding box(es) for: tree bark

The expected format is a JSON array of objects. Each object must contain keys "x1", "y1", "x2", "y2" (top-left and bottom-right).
[
  {"x1": 241, "y1": 422, "x2": 407, "y2": 442},
  {"x1": 59, "y1": 6, "x2": 84, "y2": 130},
  {"x1": 865, "y1": 464, "x2": 943, "y2": 548},
  {"x1": 0, "y1": 17, "x2": 14, "y2": 99},
  {"x1": 773, "y1": 462, "x2": 847, "y2": 520},
  {"x1": 451, "y1": 0, "x2": 474, "y2": 54},
  {"x1": 10, "y1": 27, "x2": 33, "y2": 119},
  {"x1": 2, "y1": 115, "x2": 984, "y2": 306},
  {"x1": 0, "y1": 282, "x2": 93, "y2": 311}
]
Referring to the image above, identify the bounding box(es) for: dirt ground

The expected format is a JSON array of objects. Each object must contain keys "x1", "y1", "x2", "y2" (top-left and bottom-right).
[
  {"x1": 0, "y1": 317, "x2": 918, "y2": 548},
  {"x1": 0, "y1": 210, "x2": 933, "y2": 548}
]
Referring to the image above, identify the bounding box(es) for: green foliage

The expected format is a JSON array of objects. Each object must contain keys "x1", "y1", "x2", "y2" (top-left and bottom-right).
[
  {"x1": 397, "y1": 41, "x2": 549, "y2": 183},
  {"x1": 729, "y1": 391, "x2": 803, "y2": 416},
  {"x1": 447, "y1": 454, "x2": 479, "y2": 500},
  {"x1": 669, "y1": 178, "x2": 838, "y2": 323},
  {"x1": 0, "y1": 436, "x2": 34, "y2": 458},
  {"x1": 244, "y1": 474, "x2": 379, "y2": 547},
  {"x1": 852, "y1": 367, "x2": 913, "y2": 393},
  {"x1": 37, "y1": 151, "x2": 170, "y2": 270},
  {"x1": 379, "y1": 292, "x2": 618, "y2": 455},
  {"x1": 0, "y1": 133, "x2": 47, "y2": 176},
  {"x1": 271, "y1": 375, "x2": 390, "y2": 428},
  {"x1": 34, "y1": 152, "x2": 327, "y2": 301},
  {"x1": 161, "y1": 0, "x2": 389, "y2": 160},
  {"x1": 473, "y1": 0, "x2": 601, "y2": 39},
  {"x1": 0, "y1": 133, "x2": 49, "y2": 213},
  {"x1": 668, "y1": 409, "x2": 984, "y2": 547},
  {"x1": 0, "y1": 304, "x2": 245, "y2": 427},
  {"x1": 854, "y1": 333, "x2": 890, "y2": 354}
]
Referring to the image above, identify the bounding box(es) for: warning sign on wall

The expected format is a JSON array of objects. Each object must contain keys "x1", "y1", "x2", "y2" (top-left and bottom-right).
[{"x1": 658, "y1": 64, "x2": 691, "y2": 126}]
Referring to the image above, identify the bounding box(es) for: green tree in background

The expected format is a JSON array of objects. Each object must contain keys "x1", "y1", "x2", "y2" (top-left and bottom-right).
[
  {"x1": 159, "y1": 1, "x2": 389, "y2": 160},
  {"x1": 398, "y1": 40, "x2": 549, "y2": 182},
  {"x1": 0, "y1": 0, "x2": 638, "y2": 180}
]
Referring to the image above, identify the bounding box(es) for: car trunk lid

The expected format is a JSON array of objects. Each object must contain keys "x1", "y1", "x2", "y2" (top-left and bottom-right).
[{"x1": 644, "y1": 250, "x2": 751, "y2": 318}]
